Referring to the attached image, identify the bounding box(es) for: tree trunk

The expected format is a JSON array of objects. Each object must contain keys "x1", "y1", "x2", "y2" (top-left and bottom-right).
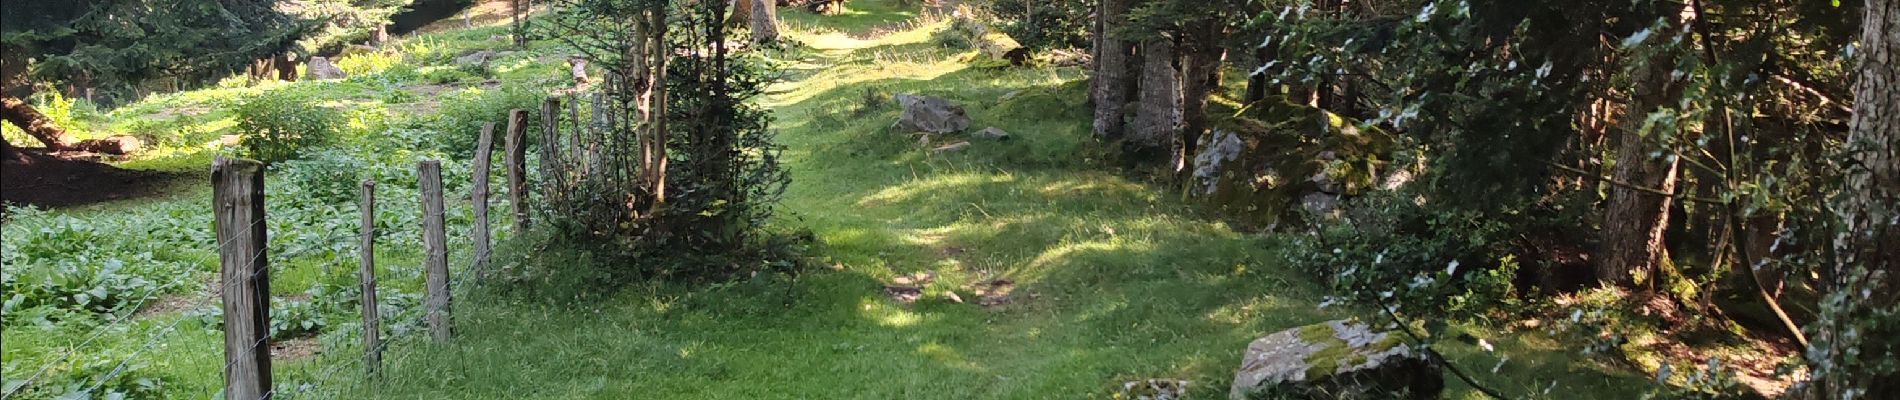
[
  {"x1": 512, "y1": 0, "x2": 526, "y2": 48},
  {"x1": 1820, "y1": 0, "x2": 1900, "y2": 395},
  {"x1": 1177, "y1": 18, "x2": 1223, "y2": 175},
  {"x1": 1090, "y1": 0, "x2": 1135, "y2": 140},
  {"x1": 1598, "y1": 15, "x2": 1687, "y2": 288},
  {"x1": 1129, "y1": 37, "x2": 1182, "y2": 162},
  {"x1": 1, "y1": 95, "x2": 77, "y2": 150},
  {"x1": 1841, "y1": 0, "x2": 1900, "y2": 306},
  {"x1": 749, "y1": 0, "x2": 780, "y2": 46}
]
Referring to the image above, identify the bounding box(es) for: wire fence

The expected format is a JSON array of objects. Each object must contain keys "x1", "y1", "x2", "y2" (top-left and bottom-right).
[{"x1": 0, "y1": 98, "x2": 593, "y2": 400}]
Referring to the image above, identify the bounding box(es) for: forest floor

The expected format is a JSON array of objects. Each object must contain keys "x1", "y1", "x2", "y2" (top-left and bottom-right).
[{"x1": 3, "y1": 0, "x2": 1757, "y2": 399}]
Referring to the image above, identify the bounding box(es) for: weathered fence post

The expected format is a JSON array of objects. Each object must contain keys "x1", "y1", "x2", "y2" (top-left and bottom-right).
[
  {"x1": 472, "y1": 123, "x2": 496, "y2": 277},
  {"x1": 567, "y1": 95, "x2": 582, "y2": 175},
  {"x1": 213, "y1": 157, "x2": 271, "y2": 400},
  {"x1": 505, "y1": 109, "x2": 531, "y2": 231},
  {"x1": 359, "y1": 180, "x2": 381, "y2": 376},
  {"x1": 539, "y1": 96, "x2": 564, "y2": 206},
  {"x1": 589, "y1": 92, "x2": 604, "y2": 176},
  {"x1": 419, "y1": 160, "x2": 452, "y2": 342}
]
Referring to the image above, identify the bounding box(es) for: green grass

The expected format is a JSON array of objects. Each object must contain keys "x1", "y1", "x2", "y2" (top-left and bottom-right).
[
  {"x1": 342, "y1": 3, "x2": 1651, "y2": 399},
  {"x1": 5, "y1": 1, "x2": 1659, "y2": 398}
]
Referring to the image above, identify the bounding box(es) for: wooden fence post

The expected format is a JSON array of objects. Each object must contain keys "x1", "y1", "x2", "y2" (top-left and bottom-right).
[
  {"x1": 213, "y1": 157, "x2": 271, "y2": 400},
  {"x1": 539, "y1": 97, "x2": 564, "y2": 206},
  {"x1": 505, "y1": 109, "x2": 531, "y2": 231},
  {"x1": 419, "y1": 160, "x2": 452, "y2": 342},
  {"x1": 562, "y1": 95, "x2": 577, "y2": 175},
  {"x1": 589, "y1": 93, "x2": 604, "y2": 176},
  {"x1": 359, "y1": 180, "x2": 381, "y2": 376},
  {"x1": 472, "y1": 123, "x2": 496, "y2": 277}
]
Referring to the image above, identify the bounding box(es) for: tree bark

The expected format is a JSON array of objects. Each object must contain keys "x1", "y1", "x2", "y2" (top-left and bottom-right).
[
  {"x1": 749, "y1": 0, "x2": 780, "y2": 47},
  {"x1": 1840, "y1": 0, "x2": 1900, "y2": 308},
  {"x1": 1820, "y1": 0, "x2": 1900, "y2": 395},
  {"x1": 1130, "y1": 37, "x2": 1183, "y2": 162},
  {"x1": 1, "y1": 95, "x2": 77, "y2": 150},
  {"x1": 1090, "y1": 0, "x2": 1135, "y2": 140},
  {"x1": 1598, "y1": 15, "x2": 1686, "y2": 288},
  {"x1": 1178, "y1": 18, "x2": 1223, "y2": 175}
]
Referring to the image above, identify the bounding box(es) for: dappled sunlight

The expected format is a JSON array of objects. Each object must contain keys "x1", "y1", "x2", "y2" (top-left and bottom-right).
[
  {"x1": 855, "y1": 172, "x2": 1016, "y2": 207},
  {"x1": 916, "y1": 342, "x2": 988, "y2": 373}
]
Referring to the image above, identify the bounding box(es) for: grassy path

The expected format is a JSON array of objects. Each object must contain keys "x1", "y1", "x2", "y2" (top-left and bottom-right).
[{"x1": 359, "y1": 5, "x2": 1650, "y2": 399}]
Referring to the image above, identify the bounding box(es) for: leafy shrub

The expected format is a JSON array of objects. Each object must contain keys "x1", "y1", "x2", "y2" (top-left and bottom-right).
[
  {"x1": 336, "y1": 51, "x2": 404, "y2": 77},
  {"x1": 418, "y1": 65, "x2": 477, "y2": 84},
  {"x1": 0, "y1": 353, "x2": 167, "y2": 399},
  {"x1": 981, "y1": 0, "x2": 1091, "y2": 50},
  {"x1": 1282, "y1": 190, "x2": 1521, "y2": 318},
  {"x1": 270, "y1": 299, "x2": 328, "y2": 339},
  {"x1": 124, "y1": 114, "x2": 217, "y2": 150},
  {"x1": 931, "y1": 26, "x2": 974, "y2": 50},
  {"x1": 423, "y1": 85, "x2": 544, "y2": 156},
  {"x1": 232, "y1": 90, "x2": 345, "y2": 163}
]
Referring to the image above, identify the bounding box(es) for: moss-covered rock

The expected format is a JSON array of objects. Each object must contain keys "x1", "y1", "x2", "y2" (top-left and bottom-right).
[
  {"x1": 1192, "y1": 99, "x2": 1396, "y2": 229},
  {"x1": 1229, "y1": 320, "x2": 1442, "y2": 400}
]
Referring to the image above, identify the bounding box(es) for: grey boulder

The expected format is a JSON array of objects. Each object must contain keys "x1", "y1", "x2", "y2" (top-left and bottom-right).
[
  {"x1": 894, "y1": 93, "x2": 971, "y2": 134},
  {"x1": 1229, "y1": 320, "x2": 1442, "y2": 400}
]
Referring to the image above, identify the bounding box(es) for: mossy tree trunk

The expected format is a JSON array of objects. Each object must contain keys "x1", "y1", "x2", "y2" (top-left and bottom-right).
[
  {"x1": 1818, "y1": 0, "x2": 1900, "y2": 395},
  {"x1": 1130, "y1": 36, "x2": 1182, "y2": 163},
  {"x1": 749, "y1": 0, "x2": 780, "y2": 46},
  {"x1": 1090, "y1": 0, "x2": 1135, "y2": 141},
  {"x1": 1598, "y1": 11, "x2": 1686, "y2": 289}
]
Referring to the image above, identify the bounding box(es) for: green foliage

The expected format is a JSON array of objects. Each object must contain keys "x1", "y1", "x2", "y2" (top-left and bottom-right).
[
  {"x1": 0, "y1": 206, "x2": 209, "y2": 325},
  {"x1": 0, "y1": 0, "x2": 310, "y2": 101},
  {"x1": 422, "y1": 84, "x2": 545, "y2": 156},
  {"x1": 233, "y1": 90, "x2": 346, "y2": 163},
  {"x1": 980, "y1": 0, "x2": 1091, "y2": 50},
  {"x1": 1, "y1": 91, "x2": 96, "y2": 145},
  {"x1": 1283, "y1": 190, "x2": 1521, "y2": 319}
]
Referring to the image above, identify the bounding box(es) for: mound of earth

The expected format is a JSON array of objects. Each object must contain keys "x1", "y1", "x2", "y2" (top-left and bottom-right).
[{"x1": 1, "y1": 145, "x2": 175, "y2": 208}]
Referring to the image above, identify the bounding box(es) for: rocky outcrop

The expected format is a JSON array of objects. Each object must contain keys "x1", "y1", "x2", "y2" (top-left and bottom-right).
[
  {"x1": 305, "y1": 57, "x2": 347, "y2": 80},
  {"x1": 894, "y1": 93, "x2": 971, "y2": 134},
  {"x1": 1229, "y1": 320, "x2": 1441, "y2": 400}
]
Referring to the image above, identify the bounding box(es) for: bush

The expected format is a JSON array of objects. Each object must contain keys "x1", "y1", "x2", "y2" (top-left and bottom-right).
[
  {"x1": 981, "y1": 0, "x2": 1091, "y2": 50},
  {"x1": 336, "y1": 51, "x2": 404, "y2": 77},
  {"x1": 1282, "y1": 190, "x2": 1522, "y2": 318},
  {"x1": 423, "y1": 84, "x2": 544, "y2": 156},
  {"x1": 232, "y1": 90, "x2": 344, "y2": 163}
]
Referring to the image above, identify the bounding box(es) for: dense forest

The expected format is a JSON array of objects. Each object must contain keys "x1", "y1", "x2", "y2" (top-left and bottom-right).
[{"x1": 0, "y1": 0, "x2": 1894, "y2": 398}]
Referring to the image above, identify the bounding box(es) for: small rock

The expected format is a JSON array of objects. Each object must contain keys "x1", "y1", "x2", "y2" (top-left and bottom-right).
[
  {"x1": 1228, "y1": 320, "x2": 1442, "y2": 400},
  {"x1": 1120, "y1": 379, "x2": 1190, "y2": 400},
  {"x1": 933, "y1": 141, "x2": 972, "y2": 153},
  {"x1": 894, "y1": 93, "x2": 971, "y2": 134},
  {"x1": 975, "y1": 127, "x2": 1011, "y2": 141},
  {"x1": 944, "y1": 291, "x2": 964, "y2": 303},
  {"x1": 305, "y1": 57, "x2": 346, "y2": 80}
]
